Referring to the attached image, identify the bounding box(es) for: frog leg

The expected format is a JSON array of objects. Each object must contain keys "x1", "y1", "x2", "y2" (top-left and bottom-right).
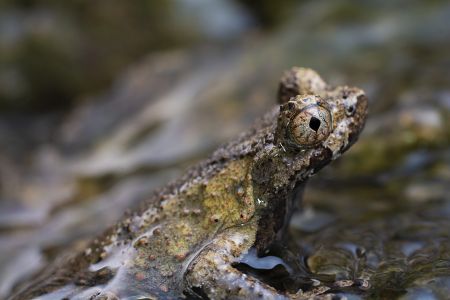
[{"x1": 183, "y1": 228, "x2": 288, "y2": 300}]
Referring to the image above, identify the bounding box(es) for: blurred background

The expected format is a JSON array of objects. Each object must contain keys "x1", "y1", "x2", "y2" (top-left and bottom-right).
[{"x1": 0, "y1": 0, "x2": 449, "y2": 299}]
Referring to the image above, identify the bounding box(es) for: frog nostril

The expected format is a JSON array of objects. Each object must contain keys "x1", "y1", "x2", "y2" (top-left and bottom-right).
[
  {"x1": 309, "y1": 117, "x2": 321, "y2": 131},
  {"x1": 345, "y1": 104, "x2": 356, "y2": 116}
]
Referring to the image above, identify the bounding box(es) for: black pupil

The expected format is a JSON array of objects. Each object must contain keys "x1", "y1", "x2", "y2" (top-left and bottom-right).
[{"x1": 309, "y1": 117, "x2": 321, "y2": 131}]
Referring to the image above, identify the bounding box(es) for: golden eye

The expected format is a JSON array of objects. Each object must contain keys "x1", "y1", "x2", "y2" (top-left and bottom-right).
[{"x1": 289, "y1": 105, "x2": 332, "y2": 146}]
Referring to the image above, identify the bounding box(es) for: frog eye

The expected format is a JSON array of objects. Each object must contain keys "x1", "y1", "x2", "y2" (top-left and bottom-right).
[{"x1": 289, "y1": 105, "x2": 332, "y2": 146}]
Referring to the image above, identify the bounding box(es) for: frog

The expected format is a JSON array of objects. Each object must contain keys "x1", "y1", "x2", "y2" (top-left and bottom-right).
[{"x1": 10, "y1": 67, "x2": 367, "y2": 300}]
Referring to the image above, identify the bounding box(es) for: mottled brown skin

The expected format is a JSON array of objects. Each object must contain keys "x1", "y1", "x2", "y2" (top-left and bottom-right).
[{"x1": 10, "y1": 68, "x2": 367, "y2": 300}]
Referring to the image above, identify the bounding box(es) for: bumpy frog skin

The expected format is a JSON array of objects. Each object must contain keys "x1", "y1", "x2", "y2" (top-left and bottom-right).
[{"x1": 11, "y1": 68, "x2": 367, "y2": 300}]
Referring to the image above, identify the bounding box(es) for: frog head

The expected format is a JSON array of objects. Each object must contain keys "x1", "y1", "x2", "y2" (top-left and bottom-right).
[
  {"x1": 252, "y1": 68, "x2": 368, "y2": 250},
  {"x1": 277, "y1": 67, "x2": 367, "y2": 161},
  {"x1": 276, "y1": 87, "x2": 368, "y2": 165}
]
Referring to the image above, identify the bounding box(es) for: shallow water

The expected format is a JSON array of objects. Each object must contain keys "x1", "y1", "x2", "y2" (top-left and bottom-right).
[{"x1": 1, "y1": 0, "x2": 450, "y2": 299}]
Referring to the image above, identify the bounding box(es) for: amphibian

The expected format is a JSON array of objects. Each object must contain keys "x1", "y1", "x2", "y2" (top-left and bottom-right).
[{"x1": 11, "y1": 67, "x2": 368, "y2": 300}]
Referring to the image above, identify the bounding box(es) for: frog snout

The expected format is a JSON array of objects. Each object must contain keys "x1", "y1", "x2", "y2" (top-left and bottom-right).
[{"x1": 346, "y1": 93, "x2": 368, "y2": 146}]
